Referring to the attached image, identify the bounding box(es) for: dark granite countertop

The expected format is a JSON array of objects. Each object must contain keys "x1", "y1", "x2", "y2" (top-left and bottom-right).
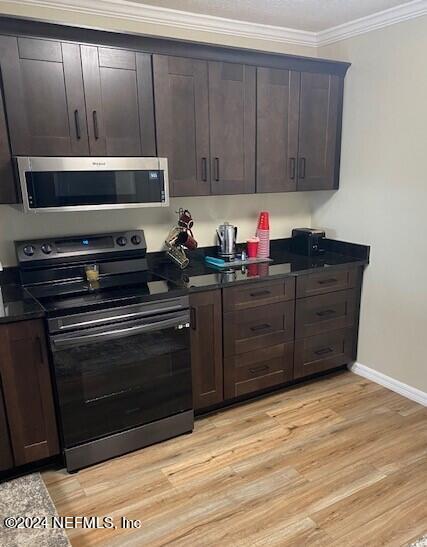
[
  {"x1": 148, "y1": 238, "x2": 370, "y2": 292},
  {"x1": 0, "y1": 284, "x2": 45, "y2": 324},
  {"x1": 0, "y1": 237, "x2": 369, "y2": 323}
]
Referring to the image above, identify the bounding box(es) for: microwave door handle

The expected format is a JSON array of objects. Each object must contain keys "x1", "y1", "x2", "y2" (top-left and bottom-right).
[{"x1": 52, "y1": 313, "x2": 190, "y2": 349}]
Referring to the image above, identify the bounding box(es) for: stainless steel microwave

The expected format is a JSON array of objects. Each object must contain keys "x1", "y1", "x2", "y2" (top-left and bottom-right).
[{"x1": 14, "y1": 156, "x2": 169, "y2": 213}]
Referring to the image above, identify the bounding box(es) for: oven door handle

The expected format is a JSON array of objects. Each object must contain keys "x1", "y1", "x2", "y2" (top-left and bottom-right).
[{"x1": 51, "y1": 313, "x2": 190, "y2": 349}]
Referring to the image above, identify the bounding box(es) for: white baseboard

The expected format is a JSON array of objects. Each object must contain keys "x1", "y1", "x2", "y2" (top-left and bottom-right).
[{"x1": 349, "y1": 362, "x2": 427, "y2": 407}]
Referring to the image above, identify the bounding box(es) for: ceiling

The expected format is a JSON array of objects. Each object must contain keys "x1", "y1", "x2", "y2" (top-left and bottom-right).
[{"x1": 133, "y1": 0, "x2": 415, "y2": 32}]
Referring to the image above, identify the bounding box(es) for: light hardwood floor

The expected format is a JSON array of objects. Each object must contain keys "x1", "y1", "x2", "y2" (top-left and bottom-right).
[{"x1": 43, "y1": 371, "x2": 427, "y2": 546}]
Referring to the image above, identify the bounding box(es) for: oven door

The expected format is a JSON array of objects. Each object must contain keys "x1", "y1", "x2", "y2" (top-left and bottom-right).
[
  {"x1": 15, "y1": 156, "x2": 169, "y2": 212},
  {"x1": 50, "y1": 309, "x2": 191, "y2": 449}
]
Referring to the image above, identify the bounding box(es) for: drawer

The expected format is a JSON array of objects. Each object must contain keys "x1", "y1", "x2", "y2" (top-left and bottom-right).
[
  {"x1": 295, "y1": 289, "x2": 357, "y2": 339},
  {"x1": 224, "y1": 300, "x2": 294, "y2": 357},
  {"x1": 223, "y1": 277, "x2": 295, "y2": 312},
  {"x1": 296, "y1": 267, "x2": 359, "y2": 298},
  {"x1": 224, "y1": 342, "x2": 293, "y2": 399},
  {"x1": 294, "y1": 328, "x2": 355, "y2": 379}
]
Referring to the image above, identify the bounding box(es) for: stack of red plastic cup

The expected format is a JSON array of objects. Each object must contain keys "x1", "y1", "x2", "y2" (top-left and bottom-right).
[{"x1": 256, "y1": 211, "x2": 270, "y2": 258}]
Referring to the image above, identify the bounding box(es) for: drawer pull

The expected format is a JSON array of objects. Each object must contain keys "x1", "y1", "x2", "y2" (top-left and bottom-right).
[
  {"x1": 316, "y1": 309, "x2": 336, "y2": 317},
  {"x1": 250, "y1": 323, "x2": 271, "y2": 332},
  {"x1": 250, "y1": 290, "x2": 271, "y2": 298},
  {"x1": 190, "y1": 307, "x2": 197, "y2": 330},
  {"x1": 314, "y1": 346, "x2": 334, "y2": 356},
  {"x1": 249, "y1": 365, "x2": 269, "y2": 375},
  {"x1": 318, "y1": 278, "x2": 338, "y2": 285}
]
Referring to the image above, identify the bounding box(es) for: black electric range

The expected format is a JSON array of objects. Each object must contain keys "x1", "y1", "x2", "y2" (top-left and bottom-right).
[{"x1": 15, "y1": 230, "x2": 193, "y2": 472}]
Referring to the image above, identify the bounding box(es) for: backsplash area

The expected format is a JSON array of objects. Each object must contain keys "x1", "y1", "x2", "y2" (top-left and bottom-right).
[{"x1": 0, "y1": 192, "x2": 312, "y2": 266}]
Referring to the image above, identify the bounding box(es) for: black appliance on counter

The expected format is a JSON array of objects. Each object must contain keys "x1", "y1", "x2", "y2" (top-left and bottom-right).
[
  {"x1": 15, "y1": 230, "x2": 193, "y2": 472},
  {"x1": 291, "y1": 228, "x2": 326, "y2": 257}
]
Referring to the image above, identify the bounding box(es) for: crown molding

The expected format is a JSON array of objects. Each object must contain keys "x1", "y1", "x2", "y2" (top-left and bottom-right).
[
  {"x1": 317, "y1": 0, "x2": 427, "y2": 46},
  {"x1": 1, "y1": 0, "x2": 318, "y2": 47},
  {"x1": 1, "y1": 0, "x2": 427, "y2": 49}
]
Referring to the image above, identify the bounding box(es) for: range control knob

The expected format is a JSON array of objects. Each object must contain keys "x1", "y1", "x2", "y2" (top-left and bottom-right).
[
  {"x1": 23, "y1": 245, "x2": 35, "y2": 257},
  {"x1": 116, "y1": 236, "x2": 128, "y2": 247},
  {"x1": 41, "y1": 243, "x2": 53, "y2": 255},
  {"x1": 131, "y1": 234, "x2": 142, "y2": 245}
]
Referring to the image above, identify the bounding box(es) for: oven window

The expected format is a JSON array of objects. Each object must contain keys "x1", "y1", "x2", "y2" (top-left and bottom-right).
[
  {"x1": 52, "y1": 325, "x2": 191, "y2": 448},
  {"x1": 26, "y1": 170, "x2": 164, "y2": 208}
]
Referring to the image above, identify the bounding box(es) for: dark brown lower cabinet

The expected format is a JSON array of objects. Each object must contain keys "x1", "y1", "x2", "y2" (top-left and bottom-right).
[
  {"x1": 0, "y1": 381, "x2": 13, "y2": 472},
  {"x1": 223, "y1": 300, "x2": 295, "y2": 357},
  {"x1": 294, "y1": 327, "x2": 355, "y2": 379},
  {"x1": 0, "y1": 319, "x2": 59, "y2": 466},
  {"x1": 190, "y1": 290, "x2": 224, "y2": 410},
  {"x1": 295, "y1": 288, "x2": 357, "y2": 339},
  {"x1": 224, "y1": 342, "x2": 293, "y2": 399}
]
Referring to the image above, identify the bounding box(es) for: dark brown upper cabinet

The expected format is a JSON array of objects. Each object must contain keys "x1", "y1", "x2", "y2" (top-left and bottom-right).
[
  {"x1": 154, "y1": 58, "x2": 256, "y2": 196},
  {"x1": 81, "y1": 46, "x2": 156, "y2": 156},
  {"x1": 0, "y1": 37, "x2": 156, "y2": 158},
  {"x1": 0, "y1": 68, "x2": 16, "y2": 203},
  {"x1": 0, "y1": 319, "x2": 59, "y2": 467},
  {"x1": 257, "y1": 68, "x2": 343, "y2": 193},
  {"x1": 0, "y1": 36, "x2": 89, "y2": 156},
  {"x1": 297, "y1": 72, "x2": 342, "y2": 191},
  {"x1": 256, "y1": 67, "x2": 300, "y2": 193},
  {"x1": 153, "y1": 55, "x2": 210, "y2": 197},
  {"x1": 209, "y1": 62, "x2": 256, "y2": 195}
]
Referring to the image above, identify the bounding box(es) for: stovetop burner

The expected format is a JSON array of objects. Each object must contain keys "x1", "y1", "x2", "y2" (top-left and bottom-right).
[{"x1": 25, "y1": 271, "x2": 184, "y2": 315}]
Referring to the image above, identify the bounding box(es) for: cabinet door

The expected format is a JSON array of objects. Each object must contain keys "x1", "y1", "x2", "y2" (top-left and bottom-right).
[
  {"x1": 0, "y1": 381, "x2": 13, "y2": 472},
  {"x1": 257, "y1": 67, "x2": 300, "y2": 193},
  {"x1": 294, "y1": 327, "x2": 355, "y2": 379},
  {"x1": 0, "y1": 77, "x2": 16, "y2": 204},
  {"x1": 297, "y1": 72, "x2": 342, "y2": 191},
  {"x1": 0, "y1": 320, "x2": 59, "y2": 466},
  {"x1": 153, "y1": 55, "x2": 210, "y2": 197},
  {"x1": 190, "y1": 290, "x2": 223, "y2": 410},
  {"x1": 0, "y1": 36, "x2": 89, "y2": 156},
  {"x1": 81, "y1": 46, "x2": 156, "y2": 156},
  {"x1": 209, "y1": 62, "x2": 256, "y2": 194}
]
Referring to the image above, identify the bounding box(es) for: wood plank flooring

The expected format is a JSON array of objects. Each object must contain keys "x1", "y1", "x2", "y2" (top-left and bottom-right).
[{"x1": 43, "y1": 371, "x2": 427, "y2": 546}]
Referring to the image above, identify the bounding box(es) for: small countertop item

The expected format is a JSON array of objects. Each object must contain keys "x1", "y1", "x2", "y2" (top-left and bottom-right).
[
  {"x1": 0, "y1": 284, "x2": 45, "y2": 323},
  {"x1": 205, "y1": 255, "x2": 272, "y2": 269}
]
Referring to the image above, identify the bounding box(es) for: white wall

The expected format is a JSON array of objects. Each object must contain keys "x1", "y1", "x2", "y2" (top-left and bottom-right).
[
  {"x1": 313, "y1": 16, "x2": 427, "y2": 392},
  {"x1": 0, "y1": 0, "x2": 315, "y2": 266}
]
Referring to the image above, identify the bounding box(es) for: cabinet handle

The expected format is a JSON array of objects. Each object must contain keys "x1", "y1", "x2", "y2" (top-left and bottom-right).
[
  {"x1": 289, "y1": 157, "x2": 296, "y2": 180},
  {"x1": 318, "y1": 278, "x2": 338, "y2": 285},
  {"x1": 214, "y1": 157, "x2": 219, "y2": 181},
  {"x1": 190, "y1": 307, "x2": 197, "y2": 330},
  {"x1": 316, "y1": 309, "x2": 336, "y2": 317},
  {"x1": 250, "y1": 289, "x2": 271, "y2": 298},
  {"x1": 249, "y1": 365, "x2": 269, "y2": 375},
  {"x1": 93, "y1": 110, "x2": 99, "y2": 140},
  {"x1": 201, "y1": 157, "x2": 207, "y2": 182},
  {"x1": 74, "y1": 109, "x2": 81, "y2": 140},
  {"x1": 36, "y1": 337, "x2": 44, "y2": 364},
  {"x1": 250, "y1": 323, "x2": 271, "y2": 332},
  {"x1": 314, "y1": 346, "x2": 334, "y2": 356},
  {"x1": 299, "y1": 157, "x2": 306, "y2": 179}
]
